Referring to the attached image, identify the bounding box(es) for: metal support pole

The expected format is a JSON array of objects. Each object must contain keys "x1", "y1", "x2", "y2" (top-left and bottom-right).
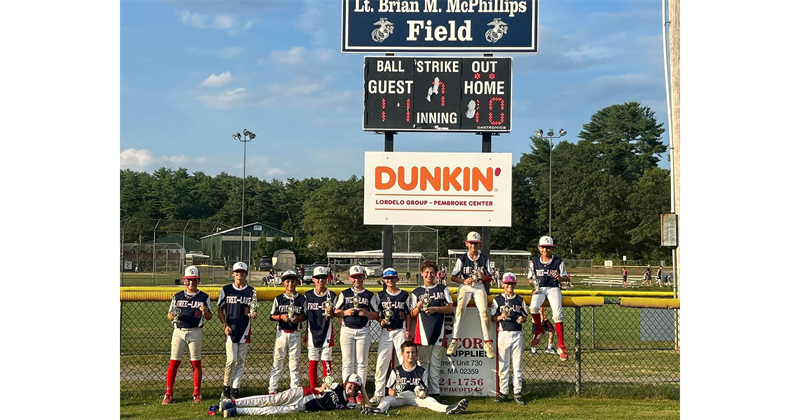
[
  {"x1": 382, "y1": 132, "x2": 395, "y2": 292},
  {"x1": 591, "y1": 306, "x2": 595, "y2": 349},
  {"x1": 548, "y1": 135, "x2": 553, "y2": 237},
  {"x1": 575, "y1": 307, "x2": 582, "y2": 395},
  {"x1": 153, "y1": 218, "x2": 161, "y2": 285},
  {"x1": 182, "y1": 220, "x2": 191, "y2": 275},
  {"x1": 481, "y1": 133, "x2": 492, "y2": 294},
  {"x1": 241, "y1": 140, "x2": 246, "y2": 260}
]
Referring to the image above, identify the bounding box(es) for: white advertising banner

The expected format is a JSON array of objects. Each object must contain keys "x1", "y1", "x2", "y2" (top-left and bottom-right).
[
  {"x1": 363, "y1": 152, "x2": 512, "y2": 226},
  {"x1": 439, "y1": 305, "x2": 497, "y2": 397}
]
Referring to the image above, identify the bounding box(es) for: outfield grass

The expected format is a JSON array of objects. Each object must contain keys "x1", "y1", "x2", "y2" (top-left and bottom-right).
[{"x1": 121, "y1": 393, "x2": 679, "y2": 420}]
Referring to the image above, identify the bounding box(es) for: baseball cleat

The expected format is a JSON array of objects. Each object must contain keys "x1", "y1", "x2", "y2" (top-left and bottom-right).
[
  {"x1": 161, "y1": 394, "x2": 173, "y2": 405},
  {"x1": 220, "y1": 398, "x2": 235, "y2": 411},
  {"x1": 193, "y1": 394, "x2": 203, "y2": 404},
  {"x1": 445, "y1": 398, "x2": 469, "y2": 414},
  {"x1": 514, "y1": 394, "x2": 525, "y2": 405},
  {"x1": 558, "y1": 346, "x2": 569, "y2": 361},
  {"x1": 545, "y1": 345, "x2": 557, "y2": 355},
  {"x1": 446, "y1": 339, "x2": 459, "y2": 356},
  {"x1": 369, "y1": 395, "x2": 383, "y2": 404},
  {"x1": 484, "y1": 341, "x2": 495, "y2": 359},
  {"x1": 493, "y1": 393, "x2": 507, "y2": 403},
  {"x1": 231, "y1": 388, "x2": 240, "y2": 399},
  {"x1": 361, "y1": 406, "x2": 385, "y2": 415},
  {"x1": 530, "y1": 346, "x2": 538, "y2": 354},
  {"x1": 222, "y1": 407, "x2": 237, "y2": 418}
]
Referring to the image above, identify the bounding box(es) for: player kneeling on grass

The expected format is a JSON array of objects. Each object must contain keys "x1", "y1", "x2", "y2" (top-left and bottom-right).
[
  {"x1": 214, "y1": 374, "x2": 363, "y2": 418},
  {"x1": 490, "y1": 273, "x2": 528, "y2": 405},
  {"x1": 362, "y1": 341, "x2": 468, "y2": 415}
]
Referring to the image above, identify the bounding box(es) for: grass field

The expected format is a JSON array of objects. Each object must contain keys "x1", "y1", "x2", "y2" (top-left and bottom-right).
[{"x1": 121, "y1": 393, "x2": 679, "y2": 419}]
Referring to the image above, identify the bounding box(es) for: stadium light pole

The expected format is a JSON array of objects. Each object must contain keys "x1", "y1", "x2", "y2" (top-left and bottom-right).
[
  {"x1": 233, "y1": 129, "x2": 256, "y2": 261},
  {"x1": 534, "y1": 128, "x2": 567, "y2": 237}
]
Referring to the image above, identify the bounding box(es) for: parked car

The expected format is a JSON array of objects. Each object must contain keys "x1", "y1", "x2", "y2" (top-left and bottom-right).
[
  {"x1": 257, "y1": 256, "x2": 272, "y2": 271},
  {"x1": 363, "y1": 260, "x2": 383, "y2": 277}
]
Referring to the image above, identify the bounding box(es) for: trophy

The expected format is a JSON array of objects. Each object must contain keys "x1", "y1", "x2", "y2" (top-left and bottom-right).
[
  {"x1": 352, "y1": 295, "x2": 360, "y2": 315},
  {"x1": 394, "y1": 378, "x2": 406, "y2": 395},
  {"x1": 170, "y1": 306, "x2": 181, "y2": 323},
  {"x1": 248, "y1": 289, "x2": 259, "y2": 317},
  {"x1": 419, "y1": 288, "x2": 432, "y2": 311},
  {"x1": 469, "y1": 260, "x2": 482, "y2": 284},
  {"x1": 500, "y1": 300, "x2": 512, "y2": 318},
  {"x1": 286, "y1": 294, "x2": 297, "y2": 322},
  {"x1": 382, "y1": 296, "x2": 394, "y2": 323},
  {"x1": 322, "y1": 363, "x2": 334, "y2": 386},
  {"x1": 322, "y1": 292, "x2": 334, "y2": 317}
]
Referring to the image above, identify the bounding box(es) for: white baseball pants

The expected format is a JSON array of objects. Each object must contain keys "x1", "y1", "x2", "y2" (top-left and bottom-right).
[
  {"x1": 223, "y1": 340, "x2": 249, "y2": 389},
  {"x1": 452, "y1": 284, "x2": 491, "y2": 341},
  {"x1": 377, "y1": 391, "x2": 449, "y2": 413},
  {"x1": 232, "y1": 387, "x2": 308, "y2": 415},
  {"x1": 497, "y1": 330, "x2": 523, "y2": 395},
  {"x1": 340, "y1": 325, "x2": 371, "y2": 389},
  {"x1": 269, "y1": 330, "x2": 302, "y2": 393},
  {"x1": 373, "y1": 328, "x2": 407, "y2": 397},
  {"x1": 529, "y1": 287, "x2": 563, "y2": 322},
  {"x1": 170, "y1": 327, "x2": 203, "y2": 361},
  {"x1": 417, "y1": 345, "x2": 445, "y2": 395}
]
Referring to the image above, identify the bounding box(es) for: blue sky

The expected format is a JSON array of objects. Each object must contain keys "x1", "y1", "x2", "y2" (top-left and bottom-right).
[{"x1": 121, "y1": 0, "x2": 671, "y2": 180}]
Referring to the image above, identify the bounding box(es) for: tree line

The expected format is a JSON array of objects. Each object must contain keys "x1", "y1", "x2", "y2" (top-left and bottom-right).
[{"x1": 121, "y1": 102, "x2": 671, "y2": 264}]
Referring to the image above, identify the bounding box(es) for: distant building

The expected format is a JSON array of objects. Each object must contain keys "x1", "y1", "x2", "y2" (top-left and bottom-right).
[{"x1": 199, "y1": 222, "x2": 294, "y2": 263}]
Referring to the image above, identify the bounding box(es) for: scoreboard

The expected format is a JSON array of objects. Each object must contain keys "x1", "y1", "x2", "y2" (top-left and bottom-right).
[{"x1": 363, "y1": 57, "x2": 511, "y2": 132}]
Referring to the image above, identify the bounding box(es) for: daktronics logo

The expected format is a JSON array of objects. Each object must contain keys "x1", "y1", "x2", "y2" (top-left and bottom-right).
[{"x1": 375, "y1": 166, "x2": 501, "y2": 191}]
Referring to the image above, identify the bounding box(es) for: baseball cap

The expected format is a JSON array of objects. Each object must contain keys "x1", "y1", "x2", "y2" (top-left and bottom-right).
[
  {"x1": 183, "y1": 265, "x2": 200, "y2": 279},
  {"x1": 312, "y1": 266, "x2": 329, "y2": 278},
  {"x1": 232, "y1": 261, "x2": 248, "y2": 272},
  {"x1": 280, "y1": 270, "x2": 300, "y2": 281},
  {"x1": 466, "y1": 231, "x2": 482, "y2": 243},
  {"x1": 538, "y1": 236, "x2": 555, "y2": 248},
  {"x1": 344, "y1": 373, "x2": 363, "y2": 388},
  {"x1": 502, "y1": 272, "x2": 517, "y2": 284},
  {"x1": 349, "y1": 265, "x2": 366, "y2": 276},
  {"x1": 382, "y1": 268, "x2": 398, "y2": 278}
]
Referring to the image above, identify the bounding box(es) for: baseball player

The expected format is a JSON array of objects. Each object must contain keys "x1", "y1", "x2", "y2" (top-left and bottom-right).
[
  {"x1": 268, "y1": 270, "x2": 306, "y2": 394},
  {"x1": 528, "y1": 236, "x2": 569, "y2": 361},
  {"x1": 217, "y1": 261, "x2": 258, "y2": 400},
  {"x1": 162, "y1": 265, "x2": 213, "y2": 404},
  {"x1": 334, "y1": 265, "x2": 380, "y2": 404},
  {"x1": 304, "y1": 266, "x2": 337, "y2": 388},
  {"x1": 216, "y1": 373, "x2": 363, "y2": 417},
  {"x1": 490, "y1": 273, "x2": 528, "y2": 405},
  {"x1": 446, "y1": 231, "x2": 495, "y2": 359},
  {"x1": 530, "y1": 306, "x2": 557, "y2": 355},
  {"x1": 370, "y1": 268, "x2": 412, "y2": 404},
  {"x1": 361, "y1": 341, "x2": 469, "y2": 415},
  {"x1": 409, "y1": 259, "x2": 453, "y2": 401}
]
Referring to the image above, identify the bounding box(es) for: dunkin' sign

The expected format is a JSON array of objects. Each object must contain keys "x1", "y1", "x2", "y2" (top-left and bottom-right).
[{"x1": 363, "y1": 152, "x2": 512, "y2": 226}]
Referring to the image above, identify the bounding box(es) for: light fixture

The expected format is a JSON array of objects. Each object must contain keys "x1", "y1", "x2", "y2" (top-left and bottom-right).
[{"x1": 534, "y1": 127, "x2": 567, "y2": 237}]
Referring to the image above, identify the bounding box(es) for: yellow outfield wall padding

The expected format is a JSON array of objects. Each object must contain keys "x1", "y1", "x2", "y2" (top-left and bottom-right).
[{"x1": 619, "y1": 298, "x2": 680, "y2": 310}]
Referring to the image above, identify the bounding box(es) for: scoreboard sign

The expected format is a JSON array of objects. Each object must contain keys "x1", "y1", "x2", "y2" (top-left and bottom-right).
[
  {"x1": 364, "y1": 56, "x2": 511, "y2": 132},
  {"x1": 342, "y1": 0, "x2": 539, "y2": 53}
]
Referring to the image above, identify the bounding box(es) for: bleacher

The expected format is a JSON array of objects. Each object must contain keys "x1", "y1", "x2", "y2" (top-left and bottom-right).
[{"x1": 581, "y1": 276, "x2": 639, "y2": 288}]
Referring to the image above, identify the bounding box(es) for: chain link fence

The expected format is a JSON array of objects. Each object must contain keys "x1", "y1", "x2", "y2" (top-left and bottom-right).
[{"x1": 121, "y1": 290, "x2": 679, "y2": 400}]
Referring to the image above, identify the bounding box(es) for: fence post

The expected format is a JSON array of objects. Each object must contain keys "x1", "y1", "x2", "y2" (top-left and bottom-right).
[
  {"x1": 591, "y1": 306, "x2": 595, "y2": 349},
  {"x1": 575, "y1": 307, "x2": 582, "y2": 395}
]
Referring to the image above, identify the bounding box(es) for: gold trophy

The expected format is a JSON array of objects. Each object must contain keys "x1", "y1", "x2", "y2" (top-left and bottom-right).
[
  {"x1": 322, "y1": 363, "x2": 334, "y2": 386},
  {"x1": 419, "y1": 288, "x2": 432, "y2": 311},
  {"x1": 322, "y1": 292, "x2": 334, "y2": 317},
  {"x1": 352, "y1": 295, "x2": 360, "y2": 315},
  {"x1": 248, "y1": 289, "x2": 259, "y2": 317},
  {"x1": 382, "y1": 296, "x2": 394, "y2": 323},
  {"x1": 529, "y1": 260, "x2": 540, "y2": 293},
  {"x1": 394, "y1": 378, "x2": 406, "y2": 395}
]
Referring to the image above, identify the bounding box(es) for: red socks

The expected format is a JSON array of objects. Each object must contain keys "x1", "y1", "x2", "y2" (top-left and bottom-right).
[
  {"x1": 531, "y1": 313, "x2": 544, "y2": 333},
  {"x1": 554, "y1": 322, "x2": 565, "y2": 348},
  {"x1": 191, "y1": 360, "x2": 202, "y2": 396},
  {"x1": 309, "y1": 360, "x2": 319, "y2": 388},
  {"x1": 166, "y1": 360, "x2": 181, "y2": 395}
]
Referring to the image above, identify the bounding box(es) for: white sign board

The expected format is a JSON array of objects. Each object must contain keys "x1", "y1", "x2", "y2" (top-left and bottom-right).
[
  {"x1": 363, "y1": 152, "x2": 512, "y2": 226},
  {"x1": 439, "y1": 305, "x2": 496, "y2": 396},
  {"x1": 604, "y1": 260, "x2": 613, "y2": 267}
]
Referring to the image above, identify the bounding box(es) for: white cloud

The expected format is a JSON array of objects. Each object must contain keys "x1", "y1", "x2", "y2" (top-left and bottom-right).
[
  {"x1": 563, "y1": 44, "x2": 613, "y2": 61},
  {"x1": 257, "y1": 76, "x2": 356, "y2": 112},
  {"x1": 198, "y1": 87, "x2": 248, "y2": 109},
  {"x1": 269, "y1": 47, "x2": 335, "y2": 65},
  {"x1": 166, "y1": 155, "x2": 190, "y2": 164},
  {"x1": 267, "y1": 168, "x2": 285, "y2": 176},
  {"x1": 176, "y1": 10, "x2": 260, "y2": 36},
  {"x1": 120, "y1": 148, "x2": 154, "y2": 169},
  {"x1": 220, "y1": 46, "x2": 245, "y2": 58},
  {"x1": 201, "y1": 71, "x2": 232, "y2": 87}
]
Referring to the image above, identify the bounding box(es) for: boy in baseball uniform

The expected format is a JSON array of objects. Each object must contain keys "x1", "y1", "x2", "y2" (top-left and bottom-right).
[
  {"x1": 490, "y1": 273, "x2": 528, "y2": 405},
  {"x1": 528, "y1": 236, "x2": 569, "y2": 361},
  {"x1": 268, "y1": 270, "x2": 306, "y2": 394},
  {"x1": 370, "y1": 268, "x2": 412, "y2": 404},
  {"x1": 217, "y1": 262, "x2": 258, "y2": 400},
  {"x1": 304, "y1": 266, "x2": 337, "y2": 388}
]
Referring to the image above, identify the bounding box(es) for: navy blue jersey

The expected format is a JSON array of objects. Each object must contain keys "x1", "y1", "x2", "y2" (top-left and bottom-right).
[
  {"x1": 170, "y1": 290, "x2": 211, "y2": 329},
  {"x1": 335, "y1": 288, "x2": 379, "y2": 329},
  {"x1": 451, "y1": 253, "x2": 490, "y2": 280},
  {"x1": 527, "y1": 256, "x2": 566, "y2": 288},
  {"x1": 387, "y1": 364, "x2": 428, "y2": 392},
  {"x1": 410, "y1": 284, "x2": 453, "y2": 346},
  {"x1": 270, "y1": 292, "x2": 306, "y2": 331},
  {"x1": 217, "y1": 284, "x2": 256, "y2": 343},
  {"x1": 303, "y1": 383, "x2": 352, "y2": 412},
  {"x1": 304, "y1": 289, "x2": 337, "y2": 348},
  {"x1": 377, "y1": 289, "x2": 410, "y2": 330},
  {"x1": 490, "y1": 293, "x2": 529, "y2": 332}
]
